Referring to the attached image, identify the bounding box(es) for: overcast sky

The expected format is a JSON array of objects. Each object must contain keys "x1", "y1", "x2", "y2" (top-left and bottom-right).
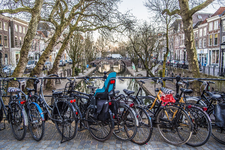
[{"x1": 118, "y1": 0, "x2": 223, "y2": 22}]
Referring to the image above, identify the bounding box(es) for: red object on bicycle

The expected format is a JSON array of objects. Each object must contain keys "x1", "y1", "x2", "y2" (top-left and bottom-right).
[{"x1": 161, "y1": 94, "x2": 176, "y2": 103}]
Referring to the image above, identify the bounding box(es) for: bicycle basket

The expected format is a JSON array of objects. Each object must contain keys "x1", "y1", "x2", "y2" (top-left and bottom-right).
[
  {"x1": 96, "y1": 100, "x2": 110, "y2": 122},
  {"x1": 214, "y1": 103, "x2": 225, "y2": 128},
  {"x1": 160, "y1": 93, "x2": 176, "y2": 103}
]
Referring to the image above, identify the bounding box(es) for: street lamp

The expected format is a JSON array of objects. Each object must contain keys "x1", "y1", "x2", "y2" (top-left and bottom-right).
[
  {"x1": 0, "y1": 44, "x2": 3, "y2": 51},
  {"x1": 220, "y1": 42, "x2": 225, "y2": 76},
  {"x1": 183, "y1": 48, "x2": 186, "y2": 68}
]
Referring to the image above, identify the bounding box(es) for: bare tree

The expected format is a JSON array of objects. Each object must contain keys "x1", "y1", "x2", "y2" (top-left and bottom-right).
[
  {"x1": 145, "y1": 0, "x2": 178, "y2": 79},
  {"x1": 128, "y1": 22, "x2": 163, "y2": 77},
  {"x1": 0, "y1": 0, "x2": 44, "y2": 77}
]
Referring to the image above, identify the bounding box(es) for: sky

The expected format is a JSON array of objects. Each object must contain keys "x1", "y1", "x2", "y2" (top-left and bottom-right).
[{"x1": 118, "y1": 0, "x2": 223, "y2": 22}]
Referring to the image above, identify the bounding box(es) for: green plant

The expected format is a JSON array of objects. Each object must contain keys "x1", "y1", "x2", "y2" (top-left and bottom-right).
[
  {"x1": 74, "y1": 67, "x2": 81, "y2": 76},
  {"x1": 158, "y1": 69, "x2": 162, "y2": 77}
]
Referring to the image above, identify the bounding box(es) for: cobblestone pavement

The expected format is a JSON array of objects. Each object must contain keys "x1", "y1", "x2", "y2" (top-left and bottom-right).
[{"x1": 1, "y1": 67, "x2": 225, "y2": 150}]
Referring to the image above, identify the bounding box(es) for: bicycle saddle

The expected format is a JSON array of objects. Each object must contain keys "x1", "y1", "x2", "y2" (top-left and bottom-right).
[
  {"x1": 7, "y1": 87, "x2": 21, "y2": 93},
  {"x1": 123, "y1": 89, "x2": 135, "y2": 95},
  {"x1": 52, "y1": 90, "x2": 63, "y2": 95},
  {"x1": 180, "y1": 88, "x2": 193, "y2": 94},
  {"x1": 160, "y1": 87, "x2": 174, "y2": 94},
  {"x1": 26, "y1": 87, "x2": 35, "y2": 92}
]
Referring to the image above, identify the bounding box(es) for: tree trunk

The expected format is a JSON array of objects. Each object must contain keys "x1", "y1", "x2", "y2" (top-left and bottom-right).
[
  {"x1": 162, "y1": 21, "x2": 170, "y2": 87},
  {"x1": 46, "y1": 32, "x2": 71, "y2": 89},
  {"x1": 29, "y1": 26, "x2": 63, "y2": 76},
  {"x1": 12, "y1": 0, "x2": 44, "y2": 77},
  {"x1": 179, "y1": 0, "x2": 200, "y2": 78},
  {"x1": 72, "y1": 62, "x2": 76, "y2": 76}
]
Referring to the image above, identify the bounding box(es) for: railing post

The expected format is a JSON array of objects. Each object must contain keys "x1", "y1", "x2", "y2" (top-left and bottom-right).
[
  {"x1": 208, "y1": 66, "x2": 210, "y2": 75},
  {"x1": 203, "y1": 66, "x2": 205, "y2": 74}
]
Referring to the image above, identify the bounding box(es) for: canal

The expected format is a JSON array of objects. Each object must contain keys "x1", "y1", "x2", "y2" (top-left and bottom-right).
[{"x1": 75, "y1": 63, "x2": 152, "y2": 105}]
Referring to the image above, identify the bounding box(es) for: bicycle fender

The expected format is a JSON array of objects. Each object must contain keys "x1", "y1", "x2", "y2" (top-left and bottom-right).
[
  {"x1": 31, "y1": 102, "x2": 45, "y2": 121},
  {"x1": 22, "y1": 109, "x2": 29, "y2": 126},
  {"x1": 129, "y1": 107, "x2": 139, "y2": 127}
]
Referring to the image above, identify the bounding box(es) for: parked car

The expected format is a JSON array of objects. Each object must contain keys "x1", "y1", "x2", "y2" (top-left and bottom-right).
[
  {"x1": 3, "y1": 65, "x2": 15, "y2": 76},
  {"x1": 68, "y1": 59, "x2": 72, "y2": 64},
  {"x1": 43, "y1": 61, "x2": 51, "y2": 70},
  {"x1": 183, "y1": 61, "x2": 189, "y2": 69},
  {"x1": 25, "y1": 60, "x2": 37, "y2": 72},
  {"x1": 59, "y1": 60, "x2": 66, "y2": 66},
  {"x1": 171, "y1": 60, "x2": 179, "y2": 67},
  {"x1": 177, "y1": 60, "x2": 184, "y2": 68}
]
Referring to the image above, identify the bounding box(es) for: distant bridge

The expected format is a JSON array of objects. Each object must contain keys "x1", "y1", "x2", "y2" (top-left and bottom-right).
[{"x1": 90, "y1": 58, "x2": 132, "y2": 67}]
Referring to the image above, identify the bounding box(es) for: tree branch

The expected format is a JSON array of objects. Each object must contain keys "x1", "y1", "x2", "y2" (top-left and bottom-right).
[
  {"x1": 189, "y1": 0, "x2": 215, "y2": 16},
  {"x1": 0, "y1": 7, "x2": 32, "y2": 14},
  {"x1": 162, "y1": 9, "x2": 180, "y2": 16}
]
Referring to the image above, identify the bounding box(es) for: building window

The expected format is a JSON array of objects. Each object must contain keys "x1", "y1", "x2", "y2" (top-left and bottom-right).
[
  {"x1": 212, "y1": 50, "x2": 219, "y2": 64},
  {"x1": 199, "y1": 29, "x2": 202, "y2": 37},
  {"x1": 0, "y1": 35, "x2": 2, "y2": 44},
  {"x1": 15, "y1": 24, "x2": 18, "y2": 32},
  {"x1": 214, "y1": 34, "x2": 218, "y2": 46},
  {"x1": 4, "y1": 36, "x2": 8, "y2": 47},
  {"x1": 199, "y1": 39, "x2": 202, "y2": 48},
  {"x1": 5, "y1": 54, "x2": 7, "y2": 65},
  {"x1": 223, "y1": 20, "x2": 225, "y2": 32},
  {"x1": 214, "y1": 20, "x2": 218, "y2": 30},
  {"x1": 195, "y1": 40, "x2": 198, "y2": 48},
  {"x1": 19, "y1": 37, "x2": 22, "y2": 47},
  {"x1": 0, "y1": 21, "x2": 2, "y2": 30},
  {"x1": 223, "y1": 36, "x2": 225, "y2": 43},
  {"x1": 209, "y1": 34, "x2": 212, "y2": 46},
  {"x1": 23, "y1": 27, "x2": 26, "y2": 34},
  {"x1": 209, "y1": 22, "x2": 213, "y2": 31},
  {"x1": 19, "y1": 26, "x2": 22, "y2": 33},
  {"x1": 203, "y1": 28, "x2": 207, "y2": 36},
  {"x1": 203, "y1": 38, "x2": 206, "y2": 48},
  {"x1": 4, "y1": 22, "x2": 8, "y2": 31},
  {"x1": 15, "y1": 36, "x2": 18, "y2": 47}
]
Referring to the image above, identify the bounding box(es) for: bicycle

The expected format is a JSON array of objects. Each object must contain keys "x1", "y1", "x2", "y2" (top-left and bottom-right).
[
  {"x1": 172, "y1": 76, "x2": 212, "y2": 147},
  {"x1": 146, "y1": 78, "x2": 193, "y2": 146},
  {"x1": 123, "y1": 80, "x2": 153, "y2": 145},
  {"x1": 31, "y1": 74, "x2": 78, "y2": 143},
  {"x1": 0, "y1": 77, "x2": 28, "y2": 141},
  {"x1": 185, "y1": 79, "x2": 225, "y2": 145},
  {"x1": 61, "y1": 75, "x2": 115, "y2": 142}
]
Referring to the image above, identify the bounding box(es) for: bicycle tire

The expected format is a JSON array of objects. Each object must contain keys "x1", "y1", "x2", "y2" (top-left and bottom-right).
[
  {"x1": 113, "y1": 103, "x2": 137, "y2": 141},
  {"x1": 0, "y1": 106, "x2": 3, "y2": 123},
  {"x1": 10, "y1": 102, "x2": 27, "y2": 141},
  {"x1": 28, "y1": 103, "x2": 45, "y2": 141},
  {"x1": 54, "y1": 101, "x2": 77, "y2": 141},
  {"x1": 85, "y1": 107, "x2": 114, "y2": 142},
  {"x1": 184, "y1": 104, "x2": 211, "y2": 147},
  {"x1": 131, "y1": 106, "x2": 153, "y2": 145},
  {"x1": 209, "y1": 109, "x2": 225, "y2": 145},
  {"x1": 156, "y1": 105, "x2": 193, "y2": 146}
]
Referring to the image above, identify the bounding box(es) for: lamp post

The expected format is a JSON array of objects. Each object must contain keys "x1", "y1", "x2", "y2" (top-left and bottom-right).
[
  {"x1": 220, "y1": 42, "x2": 225, "y2": 76},
  {"x1": 0, "y1": 44, "x2": 3, "y2": 77},
  {"x1": 183, "y1": 48, "x2": 186, "y2": 68}
]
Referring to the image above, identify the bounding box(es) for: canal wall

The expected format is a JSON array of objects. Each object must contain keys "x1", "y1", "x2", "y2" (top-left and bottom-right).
[{"x1": 126, "y1": 67, "x2": 160, "y2": 96}]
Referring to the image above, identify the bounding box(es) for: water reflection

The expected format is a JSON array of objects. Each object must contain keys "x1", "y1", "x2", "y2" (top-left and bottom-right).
[{"x1": 76, "y1": 64, "x2": 152, "y2": 105}]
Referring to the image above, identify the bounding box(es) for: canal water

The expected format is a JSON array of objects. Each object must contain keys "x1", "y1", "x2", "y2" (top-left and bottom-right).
[{"x1": 75, "y1": 64, "x2": 152, "y2": 105}]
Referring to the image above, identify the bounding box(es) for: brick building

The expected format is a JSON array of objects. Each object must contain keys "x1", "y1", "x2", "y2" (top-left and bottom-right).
[{"x1": 0, "y1": 15, "x2": 10, "y2": 66}]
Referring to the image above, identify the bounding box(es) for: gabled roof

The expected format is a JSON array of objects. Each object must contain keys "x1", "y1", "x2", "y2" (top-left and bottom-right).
[
  {"x1": 211, "y1": 7, "x2": 225, "y2": 17},
  {"x1": 193, "y1": 21, "x2": 202, "y2": 29}
]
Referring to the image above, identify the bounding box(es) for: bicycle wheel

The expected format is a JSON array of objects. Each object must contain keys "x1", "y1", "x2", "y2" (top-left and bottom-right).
[
  {"x1": 28, "y1": 103, "x2": 45, "y2": 141},
  {"x1": 156, "y1": 105, "x2": 193, "y2": 146},
  {"x1": 184, "y1": 104, "x2": 211, "y2": 147},
  {"x1": 54, "y1": 101, "x2": 77, "y2": 141},
  {"x1": 209, "y1": 110, "x2": 225, "y2": 145},
  {"x1": 113, "y1": 103, "x2": 137, "y2": 141},
  {"x1": 131, "y1": 106, "x2": 153, "y2": 145},
  {"x1": 10, "y1": 102, "x2": 27, "y2": 141},
  {"x1": 85, "y1": 108, "x2": 114, "y2": 141}
]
